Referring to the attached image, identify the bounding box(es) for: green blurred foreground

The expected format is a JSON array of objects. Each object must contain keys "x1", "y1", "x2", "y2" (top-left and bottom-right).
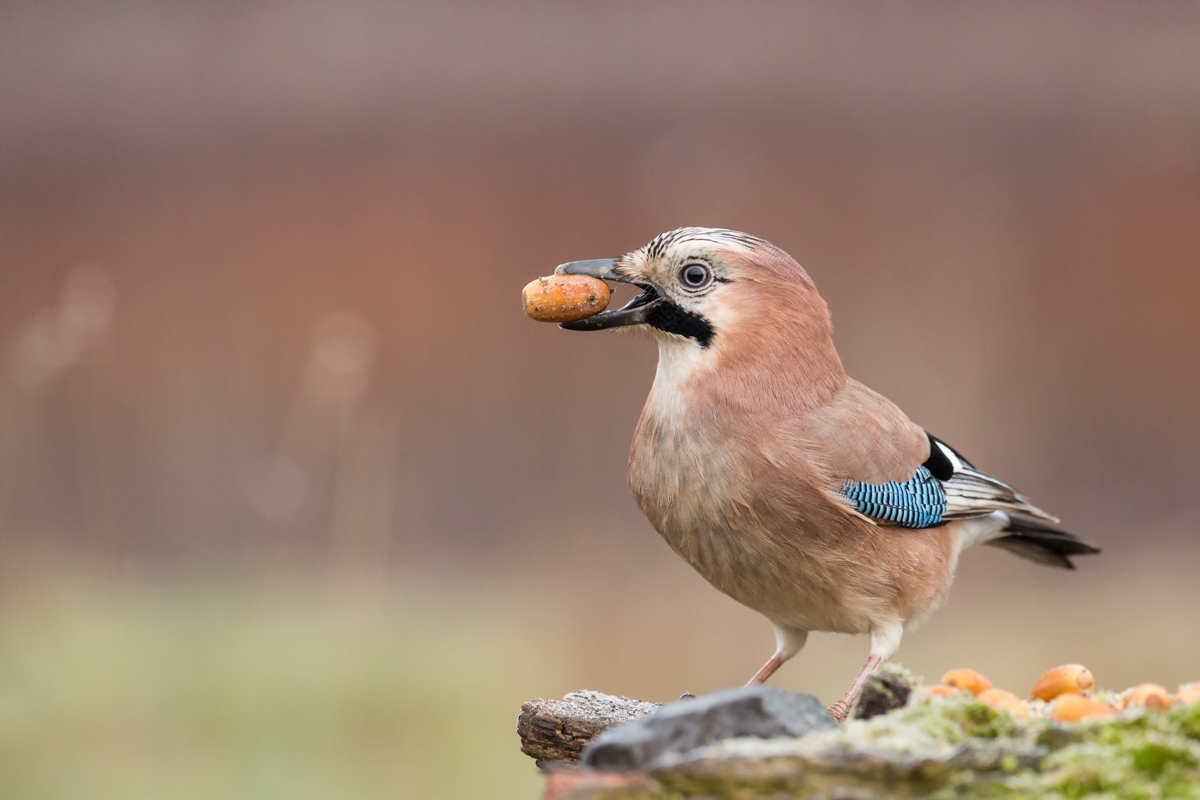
[
  {"x1": 0, "y1": 572, "x2": 545, "y2": 800},
  {"x1": 0, "y1": 551, "x2": 1194, "y2": 800}
]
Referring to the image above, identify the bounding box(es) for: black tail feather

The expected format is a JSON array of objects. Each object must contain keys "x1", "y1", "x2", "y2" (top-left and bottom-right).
[{"x1": 986, "y1": 516, "x2": 1101, "y2": 570}]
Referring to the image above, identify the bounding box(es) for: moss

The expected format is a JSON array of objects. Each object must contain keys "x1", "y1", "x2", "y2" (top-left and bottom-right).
[
  {"x1": 838, "y1": 686, "x2": 1200, "y2": 800},
  {"x1": 812, "y1": 692, "x2": 1028, "y2": 753},
  {"x1": 943, "y1": 698, "x2": 1022, "y2": 741},
  {"x1": 1002, "y1": 702, "x2": 1200, "y2": 800},
  {"x1": 615, "y1": 693, "x2": 1200, "y2": 800}
]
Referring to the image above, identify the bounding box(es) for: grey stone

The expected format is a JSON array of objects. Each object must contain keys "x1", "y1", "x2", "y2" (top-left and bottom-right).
[
  {"x1": 579, "y1": 684, "x2": 837, "y2": 772},
  {"x1": 649, "y1": 736, "x2": 1047, "y2": 797}
]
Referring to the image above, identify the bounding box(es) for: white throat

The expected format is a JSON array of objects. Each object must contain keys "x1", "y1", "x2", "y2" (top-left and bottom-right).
[{"x1": 645, "y1": 335, "x2": 712, "y2": 421}]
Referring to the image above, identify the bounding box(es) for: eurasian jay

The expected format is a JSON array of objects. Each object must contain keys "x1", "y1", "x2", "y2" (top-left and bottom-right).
[{"x1": 554, "y1": 228, "x2": 1099, "y2": 721}]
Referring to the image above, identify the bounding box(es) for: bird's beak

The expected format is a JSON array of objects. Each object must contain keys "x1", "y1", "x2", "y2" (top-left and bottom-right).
[{"x1": 554, "y1": 259, "x2": 663, "y2": 331}]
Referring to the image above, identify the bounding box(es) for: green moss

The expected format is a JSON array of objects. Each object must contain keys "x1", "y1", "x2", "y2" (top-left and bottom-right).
[
  {"x1": 846, "y1": 682, "x2": 1200, "y2": 800},
  {"x1": 627, "y1": 690, "x2": 1200, "y2": 800},
  {"x1": 812, "y1": 693, "x2": 1028, "y2": 754},
  {"x1": 1002, "y1": 702, "x2": 1200, "y2": 800},
  {"x1": 944, "y1": 699, "x2": 1021, "y2": 741}
]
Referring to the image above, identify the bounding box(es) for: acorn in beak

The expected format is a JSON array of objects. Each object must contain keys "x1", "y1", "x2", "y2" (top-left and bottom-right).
[{"x1": 553, "y1": 259, "x2": 663, "y2": 331}]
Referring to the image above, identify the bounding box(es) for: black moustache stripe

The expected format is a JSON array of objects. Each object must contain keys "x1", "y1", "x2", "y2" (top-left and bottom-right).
[{"x1": 645, "y1": 302, "x2": 715, "y2": 348}]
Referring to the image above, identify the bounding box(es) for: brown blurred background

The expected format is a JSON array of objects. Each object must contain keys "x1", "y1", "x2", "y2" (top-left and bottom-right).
[{"x1": 1, "y1": 2, "x2": 1199, "y2": 798}]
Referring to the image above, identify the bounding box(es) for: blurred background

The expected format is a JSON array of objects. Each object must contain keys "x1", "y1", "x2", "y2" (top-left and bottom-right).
[{"x1": 1, "y1": 2, "x2": 1199, "y2": 798}]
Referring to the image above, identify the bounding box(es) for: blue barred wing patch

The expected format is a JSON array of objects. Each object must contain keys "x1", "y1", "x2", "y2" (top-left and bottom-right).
[{"x1": 840, "y1": 466, "x2": 947, "y2": 528}]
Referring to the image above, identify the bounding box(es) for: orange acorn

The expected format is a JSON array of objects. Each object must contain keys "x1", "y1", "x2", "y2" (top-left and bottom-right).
[
  {"x1": 1052, "y1": 693, "x2": 1116, "y2": 723},
  {"x1": 1178, "y1": 683, "x2": 1200, "y2": 705},
  {"x1": 522, "y1": 275, "x2": 611, "y2": 323},
  {"x1": 977, "y1": 688, "x2": 1028, "y2": 718},
  {"x1": 942, "y1": 668, "x2": 993, "y2": 696},
  {"x1": 1033, "y1": 665, "x2": 1095, "y2": 702},
  {"x1": 921, "y1": 684, "x2": 963, "y2": 698},
  {"x1": 1125, "y1": 683, "x2": 1173, "y2": 711}
]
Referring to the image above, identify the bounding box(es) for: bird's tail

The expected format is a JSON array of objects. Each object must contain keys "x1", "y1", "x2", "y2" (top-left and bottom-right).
[{"x1": 985, "y1": 515, "x2": 1101, "y2": 570}]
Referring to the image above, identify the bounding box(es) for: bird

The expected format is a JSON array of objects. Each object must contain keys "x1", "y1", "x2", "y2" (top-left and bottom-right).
[{"x1": 552, "y1": 227, "x2": 1099, "y2": 721}]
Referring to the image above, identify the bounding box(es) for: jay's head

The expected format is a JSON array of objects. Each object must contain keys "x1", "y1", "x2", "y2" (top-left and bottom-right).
[{"x1": 556, "y1": 227, "x2": 834, "y2": 358}]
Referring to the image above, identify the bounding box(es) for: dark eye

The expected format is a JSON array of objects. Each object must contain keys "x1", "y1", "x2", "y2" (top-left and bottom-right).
[{"x1": 680, "y1": 264, "x2": 710, "y2": 288}]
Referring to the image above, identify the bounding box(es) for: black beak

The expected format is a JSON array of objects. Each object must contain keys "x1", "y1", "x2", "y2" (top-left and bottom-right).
[
  {"x1": 553, "y1": 259, "x2": 625, "y2": 282},
  {"x1": 554, "y1": 259, "x2": 663, "y2": 331}
]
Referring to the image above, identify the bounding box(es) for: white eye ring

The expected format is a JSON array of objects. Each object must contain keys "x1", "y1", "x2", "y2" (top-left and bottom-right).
[{"x1": 680, "y1": 263, "x2": 711, "y2": 288}]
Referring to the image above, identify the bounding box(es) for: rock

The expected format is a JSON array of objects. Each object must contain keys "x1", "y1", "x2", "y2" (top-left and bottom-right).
[
  {"x1": 647, "y1": 735, "x2": 1044, "y2": 799},
  {"x1": 854, "y1": 669, "x2": 913, "y2": 720},
  {"x1": 518, "y1": 691, "x2": 661, "y2": 765},
  {"x1": 580, "y1": 685, "x2": 837, "y2": 772}
]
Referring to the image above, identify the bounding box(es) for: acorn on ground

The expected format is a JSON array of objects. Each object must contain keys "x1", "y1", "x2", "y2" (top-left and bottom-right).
[
  {"x1": 977, "y1": 688, "x2": 1029, "y2": 718},
  {"x1": 1033, "y1": 664, "x2": 1095, "y2": 702},
  {"x1": 1124, "y1": 683, "x2": 1173, "y2": 710},
  {"x1": 1052, "y1": 693, "x2": 1116, "y2": 722},
  {"x1": 942, "y1": 668, "x2": 993, "y2": 696},
  {"x1": 1178, "y1": 683, "x2": 1200, "y2": 705}
]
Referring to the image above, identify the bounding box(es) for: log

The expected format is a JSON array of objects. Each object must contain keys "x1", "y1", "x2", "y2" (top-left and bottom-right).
[{"x1": 517, "y1": 690, "x2": 660, "y2": 766}]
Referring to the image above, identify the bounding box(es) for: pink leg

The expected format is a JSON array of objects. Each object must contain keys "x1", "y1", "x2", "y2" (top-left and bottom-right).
[
  {"x1": 746, "y1": 652, "x2": 786, "y2": 685},
  {"x1": 828, "y1": 654, "x2": 883, "y2": 722},
  {"x1": 745, "y1": 627, "x2": 808, "y2": 687}
]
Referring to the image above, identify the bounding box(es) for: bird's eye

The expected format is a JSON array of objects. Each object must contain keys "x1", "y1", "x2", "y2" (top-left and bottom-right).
[{"x1": 680, "y1": 264, "x2": 711, "y2": 288}]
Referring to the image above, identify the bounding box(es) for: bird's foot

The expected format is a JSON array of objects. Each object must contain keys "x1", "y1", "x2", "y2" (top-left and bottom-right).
[
  {"x1": 828, "y1": 652, "x2": 885, "y2": 723},
  {"x1": 678, "y1": 692, "x2": 696, "y2": 701}
]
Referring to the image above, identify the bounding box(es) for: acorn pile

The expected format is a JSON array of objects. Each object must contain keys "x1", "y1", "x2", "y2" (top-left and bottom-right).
[{"x1": 919, "y1": 665, "x2": 1199, "y2": 723}]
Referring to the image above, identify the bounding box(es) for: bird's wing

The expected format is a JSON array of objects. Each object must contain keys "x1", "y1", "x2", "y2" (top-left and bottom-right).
[
  {"x1": 836, "y1": 433, "x2": 1058, "y2": 528},
  {"x1": 790, "y1": 379, "x2": 1057, "y2": 529},
  {"x1": 837, "y1": 465, "x2": 947, "y2": 527},
  {"x1": 918, "y1": 434, "x2": 1059, "y2": 524}
]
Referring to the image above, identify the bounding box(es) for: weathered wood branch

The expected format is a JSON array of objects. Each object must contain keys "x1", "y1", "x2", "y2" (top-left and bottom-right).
[{"x1": 516, "y1": 690, "x2": 660, "y2": 765}]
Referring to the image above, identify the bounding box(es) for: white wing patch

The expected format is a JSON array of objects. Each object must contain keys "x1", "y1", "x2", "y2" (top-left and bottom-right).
[
  {"x1": 934, "y1": 439, "x2": 963, "y2": 472},
  {"x1": 941, "y1": 464, "x2": 1059, "y2": 523},
  {"x1": 925, "y1": 433, "x2": 1060, "y2": 524}
]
